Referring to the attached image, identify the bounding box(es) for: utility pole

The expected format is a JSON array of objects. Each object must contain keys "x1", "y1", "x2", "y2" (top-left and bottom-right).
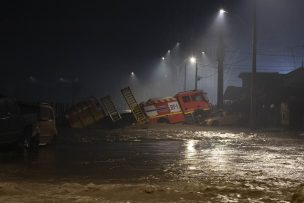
[
  {"x1": 217, "y1": 33, "x2": 225, "y2": 109},
  {"x1": 184, "y1": 63, "x2": 187, "y2": 91},
  {"x1": 250, "y1": 0, "x2": 257, "y2": 129},
  {"x1": 194, "y1": 62, "x2": 198, "y2": 90}
]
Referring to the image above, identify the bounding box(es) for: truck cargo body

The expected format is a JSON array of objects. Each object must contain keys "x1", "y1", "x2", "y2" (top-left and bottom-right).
[{"x1": 142, "y1": 97, "x2": 185, "y2": 124}]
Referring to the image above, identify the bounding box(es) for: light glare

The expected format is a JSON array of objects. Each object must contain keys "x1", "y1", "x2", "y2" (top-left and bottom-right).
[
  {"x1": 219, "y1": 9, "x2": 227, "y2": 15},
  {"x1": 190, "y1": 57, "x2": 196, "y2": 64}
]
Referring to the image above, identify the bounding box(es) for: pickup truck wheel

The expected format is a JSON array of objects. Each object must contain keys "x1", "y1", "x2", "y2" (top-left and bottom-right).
[
  {"x1": 50, "y1": 134, "x2": 57, "y2": 145},
  {"x1": 16, "y1": 128, "x2": 39, "y2": 153},
  {"x1": 29, "y1": 134, "x2": 39, "y2": 152}
]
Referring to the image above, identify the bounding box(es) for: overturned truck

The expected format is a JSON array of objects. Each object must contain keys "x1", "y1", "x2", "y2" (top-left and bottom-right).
[
  {"x1": 141, "y1": 90, "x2": 211, "y2": 124},
  {"x1": 65, "y1": 88, "x2": 212, "y2": 128},
  {"x1": 65, "y1": 97, "x2": 105, "y2": 128}
]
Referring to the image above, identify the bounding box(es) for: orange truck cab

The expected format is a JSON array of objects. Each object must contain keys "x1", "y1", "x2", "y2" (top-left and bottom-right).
[
  {"x1": 175, "y1": 90, "x2": 210, "y2": 114},
  {"x1": 175, "y1": 90, "x2": 210, "y2": 123},
  {"x1": 175, "y1": 90, "x2": 210, "y2": 124}
]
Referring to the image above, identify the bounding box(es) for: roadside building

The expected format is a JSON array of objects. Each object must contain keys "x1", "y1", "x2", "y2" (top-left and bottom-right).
[
  {"x1": 283, "y1": 67, "x2": 304, "y2": 128},
  {"x1": 224, "y1": 67, "x2": 304, "y2": 128}
]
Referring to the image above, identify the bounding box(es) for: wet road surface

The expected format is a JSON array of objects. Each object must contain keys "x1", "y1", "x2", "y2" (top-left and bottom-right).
[{"x1": 0, "y1": 124, "x2": 303, "y2": 202}]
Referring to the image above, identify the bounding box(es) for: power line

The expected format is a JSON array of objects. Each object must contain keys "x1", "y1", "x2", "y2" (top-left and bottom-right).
[
  {"x1": 225, "y1": 64, "x2": 294, "y2": 68},
  {"x1": 228, "y1": 68, "x2": 293, "y2": 72},
  {"x1": 226, "y1": 50, "x2": 303, "y2": 58}
]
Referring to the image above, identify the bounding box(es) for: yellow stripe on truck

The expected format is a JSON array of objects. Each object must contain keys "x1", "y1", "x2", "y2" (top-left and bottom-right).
[
  {"x1": 148, "y1": 111, "x2": 184, "y2": 119},
  {"x1": 183, "y1": 108, "x2": 210, "y2": 115}
]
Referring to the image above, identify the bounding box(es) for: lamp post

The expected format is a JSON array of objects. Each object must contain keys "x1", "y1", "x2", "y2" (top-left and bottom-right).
[
  {"x1": 216, "y1": 6, "x2": 257, "y2": 128},
  {"x1": 217, "y1": 9, "x2": 226, "y2": 109},
  {"x1": 190, "y1": 56, "x2": 198, "y2": 90},
  {"x1": 217, "y1": 33, "x2": 225, "y2": 109},
  {"x1": 250, "y1": 1, "x2": 257, "y2": 129},
  {"x1": 195, "y1": 62, "x2": 198, "y2": 90},
  {"x1": 183, "y1": 56, "x2": 197, "y2": 91},
  {"x1": 184, "y1": 63, "x2": 187, "y2": 91}
]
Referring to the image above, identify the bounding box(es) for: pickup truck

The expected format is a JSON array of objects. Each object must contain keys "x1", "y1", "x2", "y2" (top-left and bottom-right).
[
  {"x1": 18, "y1": 102, "x2": 57, "y2": 145},
  {"x1": 0, "y1": 96, "x2": 39, "y2": 152}
]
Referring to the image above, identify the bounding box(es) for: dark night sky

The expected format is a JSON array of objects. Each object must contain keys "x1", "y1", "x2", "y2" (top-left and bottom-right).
[
  {"x1": 6, "y1": 1, "x2": 224, "y2": 71},
  {"x1": 1, "y1": 0, "x2": 304, "y2": 106}
]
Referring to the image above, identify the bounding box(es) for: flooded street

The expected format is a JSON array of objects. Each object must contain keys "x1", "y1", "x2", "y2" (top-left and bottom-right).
[{"x1": 0, "y1": 124, "x2": 304, "y2": 202}]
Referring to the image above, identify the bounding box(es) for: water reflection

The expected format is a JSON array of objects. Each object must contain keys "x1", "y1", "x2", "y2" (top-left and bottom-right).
[
  {"x1": 185, "y1": 140, "x2": 199, "y2": 159},
  {"x1": 182, "y1": 139, "x2": 230, "y2": 172},
  {"x1": 208, "y1": 144, "x2": 229, "y2": 169}
]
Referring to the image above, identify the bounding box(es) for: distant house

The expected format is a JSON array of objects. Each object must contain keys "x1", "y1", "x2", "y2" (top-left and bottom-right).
[
  {"x1": 224, "y1": 67, "x2": 304, "y2": 128},
  {"x1": 283, "y1": 67, "x2": 304, "y2": 128},
  {"x1": 224, "y1": 86, "x2": 242, "y2": 103}
]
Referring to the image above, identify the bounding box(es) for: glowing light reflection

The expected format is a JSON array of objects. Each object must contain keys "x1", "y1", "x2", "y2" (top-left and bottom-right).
[
  {"x1": 209, "y1": 145, "x2": 229, "y2": 168},
  {"x1": 185, "y1": 140, "x2": 198, "y2": 159}
]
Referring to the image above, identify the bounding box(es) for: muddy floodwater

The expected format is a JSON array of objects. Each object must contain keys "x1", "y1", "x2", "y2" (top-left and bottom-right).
[{"x1": 0, "y1": 124, "x2": 304, "y2": 202}]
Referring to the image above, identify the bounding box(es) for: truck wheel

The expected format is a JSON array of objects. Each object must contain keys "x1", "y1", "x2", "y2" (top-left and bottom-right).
[
  {"x1": 51, "y1": 134, "x2": 57, "y2": 145},
  {"x1": 17, "y1": 128, "x2": 39, "y2": 153},
  {"x1": 30, "y1": 134, "x2": 39, "y2": 152},
  {"x1": 212, "y1": 121, "x2": 220, "y2": 126},
  {"x1": 158, "y1": 118, "x2": 169, "y2": 124},
  {"x1": 193, "y1": 110, "x2": 208, "y2": 125}
]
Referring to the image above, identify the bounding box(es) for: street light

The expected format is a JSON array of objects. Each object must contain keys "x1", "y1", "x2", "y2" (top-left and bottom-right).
[
  {"x1": 218, "y1": 6, "x2": 256, "y2": 128},
  {"x1": 189, "y1": 57, "x2": 198, "y2": 90},
  {"x1": 216, "y1": 8, "x2": 227, "y2": 109},
  {"x1": 190, "y1": 56, "x2": 196, "y2": 64},
  {"x1": 219, "y1": 9, "x2": 227, "y2": 15},
  {"x1": 184, "y1": 56, "x2": 196, "y2": 91},
  {"x1": 162, "y1": 57, "x2": 165, "y2": 60}
]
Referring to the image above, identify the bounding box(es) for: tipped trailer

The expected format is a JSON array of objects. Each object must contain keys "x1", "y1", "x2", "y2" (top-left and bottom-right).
[{"x1": 141, "y1": 97, "x2": 185, "y2": 124}]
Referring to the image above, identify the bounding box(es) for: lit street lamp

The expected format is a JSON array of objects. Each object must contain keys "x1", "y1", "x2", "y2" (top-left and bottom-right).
[
  {"x1": 189, "y1": 56, "x2": 198, "y2": 90},
  {"x1": 190, "y1": 57, "x2": 198, "y2": 90},
  {"x1": 190, "y1": 56, "x2": 196, "y2": 64},
  {"x1": 219, "y1": 9, "x2": 228, "y2": 15},
  {"x1": 217, "y1": 8, "x2": 226, "y2": 109},
  {"x1": 184, "y1": 57, "x2": 195, "y2": 91},
  {"x1": 218, "y1": 6, "x2": 256, "y2": 128},
  {"x1": 183, "y1": 56, "x2": 199, "y2": 91}
]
